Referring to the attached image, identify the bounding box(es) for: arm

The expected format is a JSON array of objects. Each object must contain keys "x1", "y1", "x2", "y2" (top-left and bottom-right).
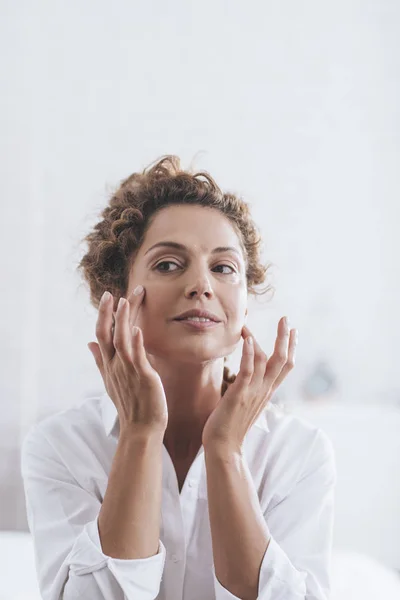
[
  {"x1": 98, "y1": 427, "x2": 164, "y2": 559},
  {"x1": 21, "y1": 425, "x2": 166, "y2": 600},
  {"x1": 205, "y1": 429, "x2": 336, "y2": 600},
  {"x1": 204, "y1": 445, "x2": 270, "y2": 600}
]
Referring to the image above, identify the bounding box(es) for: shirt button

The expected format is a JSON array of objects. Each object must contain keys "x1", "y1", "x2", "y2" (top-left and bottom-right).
[
  {"x1": 171, "y1": 554, "x2": 179, "y2": 562},
  {"x1": 188, "y1": 479, "x2": 195, "y2": 488}
]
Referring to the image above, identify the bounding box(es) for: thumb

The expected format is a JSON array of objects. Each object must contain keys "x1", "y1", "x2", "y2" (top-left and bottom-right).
[{"x1": 87, "y1": 342, "x2": 104, "y2": 374}]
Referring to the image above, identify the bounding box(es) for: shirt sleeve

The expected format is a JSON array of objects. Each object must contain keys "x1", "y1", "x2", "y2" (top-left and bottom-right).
[
  {"x1": 20, "y1": 425, "x2": 167, "y2": 600},
  {"x1": 212, "y1": 428, "x2": 337, "y2": 600}
]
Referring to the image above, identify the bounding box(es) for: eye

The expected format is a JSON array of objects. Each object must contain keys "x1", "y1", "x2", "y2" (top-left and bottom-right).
[
  {"x1": 155, "y1": 261, "x2": 180, "y2": 272},
  {"x1": 213, "y1": 264, "x2": 236, "y2": 274},
  {"x1": 154, "y1": 261, "x2": 236, "y2": 274}
]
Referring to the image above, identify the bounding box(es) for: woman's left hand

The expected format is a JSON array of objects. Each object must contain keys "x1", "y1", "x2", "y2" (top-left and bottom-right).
[{"x1": 202, "y1": 317, "x2": 298, "y2": 453}]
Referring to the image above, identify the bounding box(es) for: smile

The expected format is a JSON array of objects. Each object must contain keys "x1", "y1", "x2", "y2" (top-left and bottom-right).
[{"x1": 174, "y1": 319, "x2": 220, "y2": 330}]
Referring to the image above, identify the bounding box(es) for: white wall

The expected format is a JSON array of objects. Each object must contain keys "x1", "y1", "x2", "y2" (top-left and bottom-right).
[{"x1": 1, "y1": 0, "x2": 399, "y2": 555}]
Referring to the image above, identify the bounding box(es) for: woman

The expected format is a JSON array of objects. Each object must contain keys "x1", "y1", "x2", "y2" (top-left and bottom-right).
[{"x1": 21, "y1": 155, "x2": 336, "y2": 600}]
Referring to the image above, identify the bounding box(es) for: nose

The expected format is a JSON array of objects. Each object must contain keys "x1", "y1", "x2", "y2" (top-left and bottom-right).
[{"x1": 184, "y1": 266, "x2": 214, "y2": 299}]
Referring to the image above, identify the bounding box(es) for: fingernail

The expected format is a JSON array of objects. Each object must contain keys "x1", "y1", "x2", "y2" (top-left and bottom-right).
[
  {"x1": 285, "y1": 317, "x2": 290, "y2": 329},
  {"x1": 100, "y1": 291, "x2": 110, "y2": 306},
  {"x1": 247, "y1": 336, "x2": 253, "y2": 346},
  {"x1": 133, "y1": 285, "x2": 144, "y2": 296}
]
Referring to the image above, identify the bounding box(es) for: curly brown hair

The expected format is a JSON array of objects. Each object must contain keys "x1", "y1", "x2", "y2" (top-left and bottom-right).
[{"x1": 77, "y1": 154, "x2": 275, "y2": 395}]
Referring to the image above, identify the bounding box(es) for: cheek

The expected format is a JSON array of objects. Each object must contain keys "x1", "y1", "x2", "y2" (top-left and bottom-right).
[
  {"x1": 225, "y1": 305, "x2": 246, "y2": 324},
  {"x1": 139, "y1": 295, "x2": 170, "y2": 318},
  {"x1": 225, "y1": 289, "x2": 247, "y2": 315}
]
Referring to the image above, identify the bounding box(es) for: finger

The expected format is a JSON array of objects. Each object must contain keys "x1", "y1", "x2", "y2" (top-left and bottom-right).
[
  {"x1": 265, "y1": 317, "x2": 291, "y2": 384},
  {"x1": 131, "y1": 326, "x2": 155, "y2": 377},
  {"x1": 126, "y1": 285, "x2": 145, "y2": 330},
  {"x1": 241, "y1": 325, "x2": 268, "y2": 386},
  {"x1": 111, "y1": 286, "x2": 145, "y2": 338},
  {"x1": 235, "y1": 330, "x2": 255, "y2": 387},
  {"x1": 240, "y1": 325, "x2": 271, "y2": 426},
  {"x1": 249, "y1": 329, "x2": 269, "y2": 384},
  {"x1": 95, "y1": 291, "x2": 115, "y2": 365},
  {"x1": 270, "y1": 328, "x2": 297, "y2": 393},
  {"x1": 113, "y1": 297, "x2": 134, "y2": 363},
  {"x1": 125, "y1": 285, "x2": 146, "y2": 366}
]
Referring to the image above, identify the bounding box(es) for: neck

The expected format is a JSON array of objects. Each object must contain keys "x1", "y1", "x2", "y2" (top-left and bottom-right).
[{"x1": 146, "y1": 354, "x2": 225, "y2": 460}]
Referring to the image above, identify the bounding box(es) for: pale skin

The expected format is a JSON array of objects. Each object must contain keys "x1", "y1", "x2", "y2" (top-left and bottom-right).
[
  {"x1": 114, "y1": 204, "x2": 297, "y2": 459},
  {"x1": 91, "y1": 204, "x2": 298, "y2": 599},
  {"x1": 113, "y1": 204, "x2": 251, "y2": 462}
]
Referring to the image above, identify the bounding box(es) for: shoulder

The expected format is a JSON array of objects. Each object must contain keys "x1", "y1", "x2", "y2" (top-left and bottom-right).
[
  {"x1": 266, "y1": 402, "x2": 335, "y2": 458},
  {"x1": 21, "y1": 394, "x2": 106, "y2": 466},
  {"x1": 261, "y1": 402, "x2": 337, "y2": 493}
]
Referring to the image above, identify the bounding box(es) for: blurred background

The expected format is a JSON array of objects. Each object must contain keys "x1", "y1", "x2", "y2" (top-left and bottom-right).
[{"x1": 1, "y1": 1, "x2": 399, "y2": 598}]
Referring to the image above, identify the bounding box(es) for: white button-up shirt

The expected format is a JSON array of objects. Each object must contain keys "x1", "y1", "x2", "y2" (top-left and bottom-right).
[{"x1": 21, "y1": 391, "x2": 336, "y2": 600}]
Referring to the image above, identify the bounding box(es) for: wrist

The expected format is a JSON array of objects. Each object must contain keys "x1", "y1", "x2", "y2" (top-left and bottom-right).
[
  {"x1": 119, "y1": 425, "x2": 165, "y2": 446},
  {"x1": 203, "y1": 440, "x2": 243, "y2": 460}
]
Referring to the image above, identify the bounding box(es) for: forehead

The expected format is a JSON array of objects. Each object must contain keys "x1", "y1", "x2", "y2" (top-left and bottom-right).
[{"x1": 142, "y1": 204, "x2": 243, "y2": 254}]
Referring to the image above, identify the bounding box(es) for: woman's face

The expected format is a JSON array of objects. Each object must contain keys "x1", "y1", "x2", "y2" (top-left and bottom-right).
[{"x1": 125, "y1": 204, "x2": 248, "y2": 363}]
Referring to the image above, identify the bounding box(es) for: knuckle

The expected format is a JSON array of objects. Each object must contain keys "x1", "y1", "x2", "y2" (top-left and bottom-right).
[
  {"x1": 238, "y1": 396, "x2": 248, "y2": 408},
  {"x1": 286, "y1": 358, "x2": 295, "y2": 369},
  {"x1": 115, "y1": 345, "x2": 128, "y2": 359},
  {"x1": 276, "y1": 349, "x2": 288, "y2": 363},
  {"x1": 113, "y1": 335, "x2": 123, "y2": 352},
  {"x1": 116, "y1": 345, "x2": 132, "y2": 364},
  {"x1": 95, "y1": 324, "x2": 105, "y2": 340},
  {"x1": 256, "y1": 352, "x2": 268, "y2": 364},
  {"x1": 241, "y1": 366, "x2": 253, "y2": 379}
]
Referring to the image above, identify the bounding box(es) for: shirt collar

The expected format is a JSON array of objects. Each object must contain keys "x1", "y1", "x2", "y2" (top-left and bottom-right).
[{"x1": 100, "y1": 390, "x2": 270, "y2": 439}]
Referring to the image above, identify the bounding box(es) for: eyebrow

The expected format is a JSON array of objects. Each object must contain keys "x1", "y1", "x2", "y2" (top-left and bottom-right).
[{"x1": 144, "y1": 241, "x2": 242, "y2": 259}]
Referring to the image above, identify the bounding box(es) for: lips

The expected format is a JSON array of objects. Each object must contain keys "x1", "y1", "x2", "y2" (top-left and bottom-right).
[
  {"x1": 174, "y1": 317, "x2": 220, "y2": 329},
  {"x1": 178, "y1": 317, "x2": 214, "y2": 322},
  {"x1": 174, "y1": 309, "x2": 221, "y2": 322}
]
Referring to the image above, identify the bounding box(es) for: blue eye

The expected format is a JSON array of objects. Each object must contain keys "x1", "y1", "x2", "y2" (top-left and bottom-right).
[{"x1": 155, "y1": 261, "x2": 235, "y2": 274}]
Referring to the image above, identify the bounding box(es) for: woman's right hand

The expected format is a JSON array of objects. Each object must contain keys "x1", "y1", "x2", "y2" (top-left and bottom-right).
[{"x1": 88, "y1": 286, "x2": 168, "y2": 437}]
